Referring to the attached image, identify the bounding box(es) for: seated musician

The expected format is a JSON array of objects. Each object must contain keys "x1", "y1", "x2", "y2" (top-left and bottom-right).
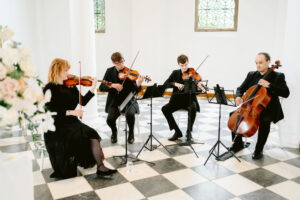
[
  {"x1": 229, "y1": 53, "x2": 289, "y2": 159},
  {"x1": 161, "y1": 55, "x2": 204, "y2": 141},
  {"x1": 43, "y1": 58, "x2": 117, "y2": 178},
  {"x1": 99, "y1": 52, "x2": 144, "y2": 144}
]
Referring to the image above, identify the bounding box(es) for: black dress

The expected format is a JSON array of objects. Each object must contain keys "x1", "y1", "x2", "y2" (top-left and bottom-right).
[{"x1": 43, "y1": 83, "x2": 100, "y2": 178}]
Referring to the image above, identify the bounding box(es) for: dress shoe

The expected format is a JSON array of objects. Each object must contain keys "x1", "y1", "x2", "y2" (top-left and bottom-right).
[
  {"x1": 229, "y1": 145, "x2": 244, "y2": 153},
  {"x1": 186, "y1": 131, "x2": 193, "y2": 141},
  {"x1": 96, "y1": 169, "x2": 116, "y2": 176},
  {"x1": 252, "y1": 152, "x2": 263, "y2": 160},
  {"x1": 128, "y1": 132, "x2": 135, "y2": 144},
  {"x1": 111, "y1": 131, "x2": 117, "y2": 143},
  {"x1": 168, "y1": 131, "x2": 183, "y2": 141}
]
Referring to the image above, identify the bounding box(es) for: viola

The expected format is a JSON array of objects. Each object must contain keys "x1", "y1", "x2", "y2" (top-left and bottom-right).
[
  {"x1": 64, "y1": 74, "x2": 112, "y2": 87},
  {"x1": 118, "y1": 67, "x2": 152, "y2": 82},
  {"x1": 227, "y1": 60, "x2": 281, "y2": 137}
]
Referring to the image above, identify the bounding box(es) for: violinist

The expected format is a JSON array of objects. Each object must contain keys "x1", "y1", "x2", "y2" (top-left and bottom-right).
[
  {"x1": 43, "y1": 58, "x2": 117, "y2": 178},
  {"x1": 99, "y1": 52, "x2": 144, "y2": 144},
  {"x1": 229, "y1": 53, "x2": 289, "y2": 159},
  {"x1": 162, "y1": 55, "x2": 204, "y2": 141}
]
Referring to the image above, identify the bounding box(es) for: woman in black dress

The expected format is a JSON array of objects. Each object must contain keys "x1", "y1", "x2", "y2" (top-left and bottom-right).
[{"x1": 43, "y1": 58, "x2": 116, "y2": 178}]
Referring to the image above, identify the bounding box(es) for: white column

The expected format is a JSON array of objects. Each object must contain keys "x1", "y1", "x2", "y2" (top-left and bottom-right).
[
  {"x1": 278, "y1": 0, "x2": 300, "y2": 148},
  {"x1": 69, "y1": 0, "x2": 101, "y2": 128}
]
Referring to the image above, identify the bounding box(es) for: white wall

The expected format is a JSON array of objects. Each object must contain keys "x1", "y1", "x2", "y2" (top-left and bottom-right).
[
  {"x1": 278, "y1": 0, "x2": 300, "y2": 148},
  {"x1": 95, "y1": 0, "x2": 287, "y2": 89},
  {"x1": 95, "y1": 0, "x2": 132, "y2": 80}
]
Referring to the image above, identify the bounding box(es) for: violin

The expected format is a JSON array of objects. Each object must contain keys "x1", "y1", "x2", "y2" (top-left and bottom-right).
[
  {"x1": 118, "y1": 67, "x2": 152, "y2": 82},
  {"x1": 227, "y1": 60, "x2": 281, "y2": 137},
  {"x1": 182, "y1": 68, "x2": 209, "y2": 91},
  {"x1": 64, "y1": 74, "x2": 112, "y2": 87},
  {"x1": 182, "y1": 68, "x2": 202, "y2": 81}
]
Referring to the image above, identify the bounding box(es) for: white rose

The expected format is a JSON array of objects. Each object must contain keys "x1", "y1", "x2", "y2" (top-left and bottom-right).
[
  {"x1": 20, "y1": 59, "x2": 35, "y2": 77},
  {"x1": 0, "y1": 27, "x2": 14, "y2": 41},
  {"x1": 0, "y1": 62, "x2": 7, "y2": 80},
  {"x1": 23, "y1": 78, "x2": 43, "y2": 103},
  {"x1": 0, "y1": 47, "x2": 20, "y2": 66},
  {"x1": 0, "y1": 77, "x2": 19, "y2": 96},
  {"x1": 18, "y1": 47, "x2": 31, "y2": 62},
  {"x1": 1, "y1": 108, "x2": 19, "y2": 126}
]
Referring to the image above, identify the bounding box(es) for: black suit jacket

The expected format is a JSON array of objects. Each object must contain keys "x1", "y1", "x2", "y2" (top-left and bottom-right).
[
  {"x1": 236, "y1": 70, "x2": 289, "y2": 123},
  {"x1": 163, "y1": 69, "x2": 200, "y2": 112},
  {"x1": 99, "y1": 66, "x2": 140, "y2": 113}
]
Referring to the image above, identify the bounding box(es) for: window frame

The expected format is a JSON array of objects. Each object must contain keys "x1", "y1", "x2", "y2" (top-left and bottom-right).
[
  {"x1": 194, "y1": 0, "x2": 239, "y2": 32},
  {"x1": 94, "y1": 0, "x2": 105, "y2": 33}
]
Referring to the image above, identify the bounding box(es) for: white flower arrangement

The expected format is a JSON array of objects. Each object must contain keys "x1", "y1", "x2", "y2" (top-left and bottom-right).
[{"x1": 0, "y1": 25, "x2": 56, "y2": 150}]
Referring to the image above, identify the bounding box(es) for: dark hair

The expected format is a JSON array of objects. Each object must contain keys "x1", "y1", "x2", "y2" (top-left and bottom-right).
[
  {"x1": 258, "y1": 52, "x2": 271, "y2": 61},
  {"x1": 111, "y1": 52, "x2": 123, "y2": 63},
  {"x1": 177, "y1": 54, "x2": 189, "y2": 64}
]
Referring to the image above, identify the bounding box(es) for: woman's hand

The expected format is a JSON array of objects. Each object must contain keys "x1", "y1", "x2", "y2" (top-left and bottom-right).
[
  {"x1": 90, "y1": 77, "x2": 98, "y2": 93},
  {"x1": 67, "y1": 109, "x2": 84, "y2": 117}
]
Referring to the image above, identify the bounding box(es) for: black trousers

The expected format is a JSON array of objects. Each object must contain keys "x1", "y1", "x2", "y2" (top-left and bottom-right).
[
  {"x1": 231, "y1": 119, "x2": 271, "y2": 153},
  {"x1": 161, "y1": 101, "x2": 197, "y2": 134},
  {"x1": 106, "y1": 104, "x2": 137, "y2": 135}
]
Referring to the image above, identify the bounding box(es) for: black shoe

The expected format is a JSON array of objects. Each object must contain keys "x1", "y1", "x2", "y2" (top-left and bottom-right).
[
  {"x1": 96, "y1": 169, "x2": 116, "y2": 176},
  {"x1": 229, "y1": 145, "x2": 244, "y2": 153},
  {"x1": 128, "y1": 132, "x2": 135, "y2": 144},
  {"x1": 252, "y1": 152, "x2": 263, "y2": 160},
  {"x1": 186, "y1": 131, "x2": 193, "y2": 141},
  {"x1": 111, "y1": 131, "x2": 117, "y2": 143},
  {"x1": 168, "y1": 131, "x2": 183, "y2": 141}
]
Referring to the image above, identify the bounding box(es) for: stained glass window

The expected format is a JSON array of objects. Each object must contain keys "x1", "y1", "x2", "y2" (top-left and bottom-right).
[
  {"x1": 195, "y1": 0, "x2": 239, "y2": 32},
  {"x1": 94, "y1": 0, "x2": 105, "y2": 33}
]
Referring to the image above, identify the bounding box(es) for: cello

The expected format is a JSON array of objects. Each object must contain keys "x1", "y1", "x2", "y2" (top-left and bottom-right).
[{"x1": 227, "y1": 60, "x2": 281, "y2": 138}]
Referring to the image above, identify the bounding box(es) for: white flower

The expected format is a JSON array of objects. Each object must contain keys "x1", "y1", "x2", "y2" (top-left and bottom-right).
[
  {"x1": 0, "y1": 62, "x2": 7, "y2": 80},
  {"x1": 23, "y1": 78, "x2": 43, "y2": 103},
  {"x1": 22, "y1": 100, "x2": 37, "y2": 117},
  {"x1": 18, "y1": 47, "x2": 31, "y2": 62},
  {"x1": 0, "y1": 77, "x2": 19, "y2": 97},
  {"x1": 0, "y1": 108, "x2": 19, "y2": 126},
  {"x1": 0, "y1": 26, "x2": 14, "y2": 41},
  {"x1": 19, "y1": 59, "x2": 35, "y2": 77},
  {"x1": 0, "y1": 47, "x2": 20, "y2": 66}
]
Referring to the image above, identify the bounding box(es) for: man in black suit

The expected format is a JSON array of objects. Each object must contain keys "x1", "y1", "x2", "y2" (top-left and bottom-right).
[
  {"x1": 162, "y1": 55, "x2": 204, "y2": 141},
  {"x1": 230, "y1": 52, "x2": 290, "y2": 159},
  {"x1": 99, "y1": 52, "x2": 144, "y2": 144}
]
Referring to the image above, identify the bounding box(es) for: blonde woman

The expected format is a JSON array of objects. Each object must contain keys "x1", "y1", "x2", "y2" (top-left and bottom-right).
[{"x1": 43, "y1": 58, "x2": 117, "y2": 178}]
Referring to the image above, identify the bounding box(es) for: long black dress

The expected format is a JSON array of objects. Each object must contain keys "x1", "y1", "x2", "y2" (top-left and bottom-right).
[{"x1": 43, "y1": 83, "x2": 100, "y2": 178}]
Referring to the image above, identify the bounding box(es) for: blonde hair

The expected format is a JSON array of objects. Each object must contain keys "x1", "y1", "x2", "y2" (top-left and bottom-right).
[{"x1": 47, "y1": 58, "x2": 70, "y2": 84}]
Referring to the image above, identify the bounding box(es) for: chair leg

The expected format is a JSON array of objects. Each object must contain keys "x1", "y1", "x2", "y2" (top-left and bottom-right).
[
  {"x1": 117, "y1": 116, "x2": 121, "y2": 136},
  {"x1": 40, "y1": 150, "x2": 44, "y2": 171},
  {"x1": 136, "y1": 114, "x2": 140, "y2": 138}
]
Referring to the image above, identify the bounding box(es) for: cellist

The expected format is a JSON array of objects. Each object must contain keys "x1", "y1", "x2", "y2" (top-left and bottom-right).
[{"x1": 229, "y1": 52, "x2": 289, "y2": 159}]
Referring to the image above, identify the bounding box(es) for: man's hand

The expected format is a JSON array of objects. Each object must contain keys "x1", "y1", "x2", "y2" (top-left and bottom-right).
[
  {"x1": 111, "y1": 83, "x2": 123, "y2": 92},
  {"x1": 258, "y1": 79, "x2": 270, "y2": 88},
  {"x1": 235, "y1": 97, "x2": 243, "y2": 106},
  {"x1": 174, "y1": 82, "x2": 184, "y2": 91}
]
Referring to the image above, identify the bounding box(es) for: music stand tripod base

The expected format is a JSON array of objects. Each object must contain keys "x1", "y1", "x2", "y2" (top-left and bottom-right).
[
  {"x1": 113, "y1": 95, "x2": 155, "y2": 167},
  {"x1": 136, "y1": 84, "x2": 172, "y2": 158},
  {"x1": 204, "y1": 84, "x2": 241, "y2": 165}
]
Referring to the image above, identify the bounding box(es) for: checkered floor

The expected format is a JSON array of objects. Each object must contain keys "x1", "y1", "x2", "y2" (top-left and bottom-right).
[{"x1": 1, "y1": 94, "x2": 300, "y2": 200}]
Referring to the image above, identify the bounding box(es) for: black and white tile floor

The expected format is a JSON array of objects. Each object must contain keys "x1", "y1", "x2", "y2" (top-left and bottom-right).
[{"x1": 1, "y1": 94, "x2": 300, "y2": 200}]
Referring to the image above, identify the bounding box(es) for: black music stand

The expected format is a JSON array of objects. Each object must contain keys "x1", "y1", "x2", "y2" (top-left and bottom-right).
[
  {"x1": 165, "y1": 78, "x2": 204, "y2": 158},
  {"x1": 136, "y1": 84, "x2": 172, "y2": 159},
  {"x1": 204, "y1": 84, "x2": 241, "y2": 165},
  {"x1": 113, "y1": 91, "x2": 154, "y2": 166}
]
